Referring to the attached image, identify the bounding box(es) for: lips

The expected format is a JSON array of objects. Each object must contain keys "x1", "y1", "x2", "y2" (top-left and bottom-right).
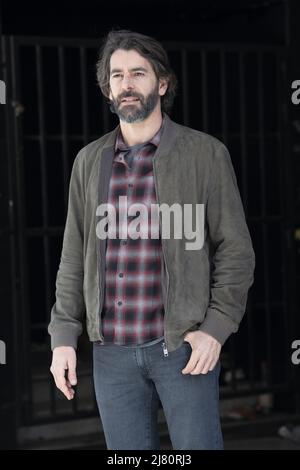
[{"x1": 121, "y1": 97, "x2": 140, "y2": 103}]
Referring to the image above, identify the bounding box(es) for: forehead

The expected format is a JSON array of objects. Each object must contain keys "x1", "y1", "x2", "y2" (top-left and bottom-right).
[{"x1": 109, "y1": 49, "x2": 154, "y2": 73}]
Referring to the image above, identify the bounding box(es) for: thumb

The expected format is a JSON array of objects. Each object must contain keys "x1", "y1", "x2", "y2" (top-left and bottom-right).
[{"x1": 68, "y1": 363, "x2": 77, "y2": 385}]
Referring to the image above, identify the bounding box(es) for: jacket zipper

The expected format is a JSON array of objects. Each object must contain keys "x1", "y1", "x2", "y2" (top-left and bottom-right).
[
  {"x1": 98, "y1": 279, "x2": 104, "y2": 341},
  {"x1": 153, "y1": 157, "x2": 170, "y2": 354},
  {"x1": 162, "y1": 341, "x2": 169, "y2": 357},
  {"x1": 97, "y1": 215, "x2": 105, "y2": 341}
]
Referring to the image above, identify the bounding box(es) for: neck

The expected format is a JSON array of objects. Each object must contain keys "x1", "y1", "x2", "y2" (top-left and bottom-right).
[{"x1": 119, "y1": 107, "x2": 163, "y2": 147}]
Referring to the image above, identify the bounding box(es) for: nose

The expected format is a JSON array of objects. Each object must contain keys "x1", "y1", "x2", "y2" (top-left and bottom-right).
[{"x1": 121, "y1": 73, "x2": 134, "y2": 90}]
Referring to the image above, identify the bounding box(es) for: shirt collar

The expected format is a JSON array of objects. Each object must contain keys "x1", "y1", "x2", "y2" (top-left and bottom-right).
[{"x1": 115, "y1": 114, "x2": 165, "y2": 153}]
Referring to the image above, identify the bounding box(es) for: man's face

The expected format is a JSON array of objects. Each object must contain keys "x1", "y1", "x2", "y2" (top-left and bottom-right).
[{"x1": 108, "y1": 49, "x2": 167, "y2": 123}]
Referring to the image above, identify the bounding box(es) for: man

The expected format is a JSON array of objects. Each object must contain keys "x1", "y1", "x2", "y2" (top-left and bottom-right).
[{"x1": 48, "y1": 29, "x2": 255, "y2": 450}]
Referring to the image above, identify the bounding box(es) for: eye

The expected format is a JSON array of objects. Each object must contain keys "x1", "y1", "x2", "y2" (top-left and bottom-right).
[
  {"x1": 134, "y1": 72, "x2": 144, "y2": 76},
  {"x1": 112, "y1": 74, "x2": 122, "y2": 78}
]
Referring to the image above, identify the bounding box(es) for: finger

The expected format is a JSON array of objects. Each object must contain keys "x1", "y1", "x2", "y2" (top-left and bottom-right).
[
  {"x1": 61, "y1": 385, "x2": 75, "y2": 400},
  {"x1": 182, "y1": 349, "x2": 202, "y2": 374},
  {"x1": 65, "y1": 379, "x2": 76, "y2": 400},
  {"x1": 50, "y1": 367, "x2": 60, "y2": 389},
  {"x1": 66, "y1": 379, "x2": 75, "y2": 390},
  {"x1": 50, "y1": 362, "x2": 75, "y2": 400},
  {"x1": 208, "y1": 357, "x2": 219, "y2": 372},
  {"x1": 52, "y1": 369, "x2": 73, "y2": 399},
  {"x1": 54, "y1": 367, "x2": 74, "y2": 400},
  {"x1": 190, "y1": 355, "x2": 210, "y2": 375},
  {"x1": 55, "y1": 366, "x2": 67, "y2": 389},
  {"x1": 58, "y1": 376, "x2": 75, "y2": 400},
  {"x1": 200, "y1": 356, "x2": 216, "y2": 375},
  {"x1": 67, "y1": 360, "x2": 77, "y2": 386}
]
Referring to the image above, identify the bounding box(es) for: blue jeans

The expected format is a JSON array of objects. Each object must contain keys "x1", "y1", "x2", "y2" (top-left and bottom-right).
[{"x1": 92, "y1": 337, "x2": 223, "y2": 450}]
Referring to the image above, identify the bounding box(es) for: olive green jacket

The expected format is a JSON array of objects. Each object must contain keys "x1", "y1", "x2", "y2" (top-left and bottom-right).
[{"x1": 48, "y1": 113, "x2": 255, "y2": 352}]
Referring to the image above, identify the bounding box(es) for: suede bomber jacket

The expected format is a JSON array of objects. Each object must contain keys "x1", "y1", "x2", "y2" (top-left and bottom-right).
[{"x1": 48, "y1": 112, "x2": 255, "y2": 353}]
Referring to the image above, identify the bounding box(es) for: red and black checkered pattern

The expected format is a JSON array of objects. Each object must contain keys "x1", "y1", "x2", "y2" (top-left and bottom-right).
[{"x1": 101, "y1": 119, "x2": 165, "y2": 345}]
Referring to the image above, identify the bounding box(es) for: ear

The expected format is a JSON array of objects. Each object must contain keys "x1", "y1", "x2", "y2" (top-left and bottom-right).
[{"x1": 159, "y1": 77, "x2": 168, "y2": 97}]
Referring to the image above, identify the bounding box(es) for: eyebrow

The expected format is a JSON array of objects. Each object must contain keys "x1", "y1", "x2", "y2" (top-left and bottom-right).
[{"x1": 110, "y1": 67, "x2": 148, "y2": 76}]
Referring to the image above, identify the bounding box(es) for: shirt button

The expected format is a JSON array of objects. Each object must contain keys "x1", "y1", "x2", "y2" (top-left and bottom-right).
[
  {"x1": 117, "y1": 301, "x2": 122, "y2": 306},
  {"x1": 119, "y1": 273, "x2": 124, "y2": 278}
]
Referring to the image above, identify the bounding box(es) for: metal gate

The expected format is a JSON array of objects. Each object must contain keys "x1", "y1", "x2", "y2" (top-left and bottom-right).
[{"x1": 1, "y1": 35, "x2": 296, "y2": 438}]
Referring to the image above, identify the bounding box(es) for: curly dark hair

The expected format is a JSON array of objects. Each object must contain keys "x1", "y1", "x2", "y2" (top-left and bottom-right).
[{"x1": 96, "y1": 29, "x2": 178, "y2": 114}]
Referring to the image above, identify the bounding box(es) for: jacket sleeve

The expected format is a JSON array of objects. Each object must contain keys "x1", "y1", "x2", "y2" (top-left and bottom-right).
[
  {"x1": 198, "y1": 142, "x2": 255, "y2": 345},
  {"x1": 48, "y1": 150, "x2": 86, "y2": 350}
]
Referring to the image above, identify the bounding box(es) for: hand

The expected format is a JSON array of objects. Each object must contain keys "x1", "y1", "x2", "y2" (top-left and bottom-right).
[
  {"x1": 50, "y1": 346, "x2": 77, "y2": 400},
  {"x1": 182, "y1": 330, "x2": 221, "y2": 375}
]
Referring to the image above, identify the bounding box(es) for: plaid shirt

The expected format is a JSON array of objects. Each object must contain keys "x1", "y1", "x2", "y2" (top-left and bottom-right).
[{"x1": 100, "y1": 118, "x2": 165, "y2": 346}]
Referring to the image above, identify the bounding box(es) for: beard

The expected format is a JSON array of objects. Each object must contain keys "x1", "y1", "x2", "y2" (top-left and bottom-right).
[{"x1": 109, "y1": 82, "x2": 160, "y2": 123}]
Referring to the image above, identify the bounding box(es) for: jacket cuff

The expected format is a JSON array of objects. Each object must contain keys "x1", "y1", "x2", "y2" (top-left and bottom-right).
[
  {"x1": 198, "y1": 307, "x2": 238, "y2": 346},
  {"x1": 50, "y1": 329, "x2": 79, "y2": 351}
]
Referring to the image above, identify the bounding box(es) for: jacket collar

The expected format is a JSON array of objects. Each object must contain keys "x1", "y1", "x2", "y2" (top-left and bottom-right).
[
  {"x1": 115, "y1": 114, "x2": 165, "y2": 153},
  {"x1": 101, "y1": 112, "x2": 181, "y2": 158}
]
